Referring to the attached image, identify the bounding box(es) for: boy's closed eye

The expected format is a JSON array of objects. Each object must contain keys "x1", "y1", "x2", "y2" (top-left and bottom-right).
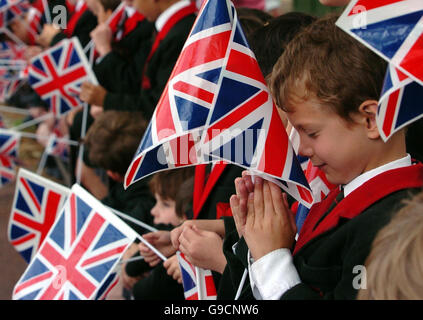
[{"x1": 162, "y1": 201, "x2": 173, "y2": 208}]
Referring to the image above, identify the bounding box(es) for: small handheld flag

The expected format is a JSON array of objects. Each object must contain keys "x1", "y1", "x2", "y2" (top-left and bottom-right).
[{"x1": 12, "y1": 184, "x2": 138, "y2": 300}]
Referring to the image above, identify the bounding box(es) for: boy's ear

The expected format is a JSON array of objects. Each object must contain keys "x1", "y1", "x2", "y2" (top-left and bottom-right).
[
  {"x1": 106, "y1": 170, "x2": 124, "y2": 183},
  {"x1": 358, "y1": 100, "x2": 380, "y2": 140}
]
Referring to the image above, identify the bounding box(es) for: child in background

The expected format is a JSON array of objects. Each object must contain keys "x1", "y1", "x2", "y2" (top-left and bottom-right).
[
  {"x1": 169, "y1": 11, "x2": 317, "y2": 300},
  {"x1": 230, "y1": 14, "x2": 423, "y2": 300},
  {"x1": 125, "y1": 167, "x2": 195, "y2": 300},
  {"x1": 79, "y1": 0, "x2": 197, "y2": 118},
  {"x1": 357, "y1": 190, "x2": 423, "y2": 300}
]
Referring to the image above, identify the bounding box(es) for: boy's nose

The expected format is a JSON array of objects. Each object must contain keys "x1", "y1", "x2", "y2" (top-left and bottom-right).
[
  {"x1": 150, "y1": 205, "x2": 158, "y2": 216},
  {"x1": 298, "y1": 140, "x2": 313, "y2": 158}
]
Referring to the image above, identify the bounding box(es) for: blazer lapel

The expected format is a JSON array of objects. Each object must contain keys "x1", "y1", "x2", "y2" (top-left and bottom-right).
[{"x1": 294, "y1": 162, "x2": 423, "y2": 255}]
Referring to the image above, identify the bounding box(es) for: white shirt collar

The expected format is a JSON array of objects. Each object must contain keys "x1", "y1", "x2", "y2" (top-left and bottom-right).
[
  {"x1": 343, "y1": 154, "x2": 412, "y2": 197},
  {"x1": 155, "y1": 0, "x2": 192, "y2": 32},
  {"x1": 76, "y1": 0, "x2": 85, "y2": 12}
]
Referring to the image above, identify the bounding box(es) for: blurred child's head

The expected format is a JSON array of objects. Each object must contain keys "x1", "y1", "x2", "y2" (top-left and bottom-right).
[
  {"x1": 148, "y1": 167, "x2": 195, "y2": 226},
  {"x1": 133, "y1": 0, "x2": 178, "y2": 22},
  {"x1": 236, "y1": 7, "x2": 273, "y2": 39},
  {"x1": 84, "y1": 111, "x2": 147, "y2": 181},
  {"x1": 96, "y1": 0, "x2": 121, "y2": 23},
  {"x1": 248, "y1": 12, "x2": 316, "y2": 80},
  {"x1": 357, "y1": 191, "x2": 423, "y2": 300},
  {"x1": 270, "y1": 14, "x2": 400, "y2": 186}
]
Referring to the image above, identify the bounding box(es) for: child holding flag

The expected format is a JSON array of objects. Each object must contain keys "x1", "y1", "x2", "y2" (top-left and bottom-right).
[
  {"x1": 229, "y1": 14, "x2": 423, "y2": 300},
  {"x1": 79, "y1": 0, "x2": 197, "y2": 118}
]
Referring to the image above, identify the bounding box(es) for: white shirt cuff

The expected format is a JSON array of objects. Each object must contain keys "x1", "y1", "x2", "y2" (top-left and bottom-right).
[{"x1": 248, "y1": 249, "x2": 301, "y2": 300}]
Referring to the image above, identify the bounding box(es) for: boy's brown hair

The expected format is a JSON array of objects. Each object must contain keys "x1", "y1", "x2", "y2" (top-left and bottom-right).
[
  {"x1": 149, "y1": 167, "x2": 195, "y2": 219},
  {"x1": 357, "y1": 191, "x2": 423, "y2": 300},
  {"x1": 99, "y1": 0, "x2": 121, "y2": 11},
  {"x1": 270, "y1": 13, "x2": 387, "y2": 123},
  {"x1": 84, "y1": 111, "x2": 147, "y2": 175},
  {"x1": 149, "y1": 166, "x2": 195, "y2": 200}
]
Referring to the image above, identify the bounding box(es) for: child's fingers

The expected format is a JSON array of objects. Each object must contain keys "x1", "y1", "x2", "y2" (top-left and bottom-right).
[
  {"x1": 241, "y1": 172, "x2": 254, "y2": 193},
  {"x1": 262, "y1": 180, "x2": 276, "y2": 217},
  {"x1": 247, "y1": 192, "x2": 255, "y2": 228},
  {"x1": 268, "y1": 182, "x2": 285, "y2": 218},
  {"x1": 284, "y1": 193, "x2": 297, "y2": 233},
  {"x1": 253, "y1": 176, "x2": 264, "y2": 221},
  {"x1": 235, "y1": 178, "x2": 248, "y2": 215},
  {"x1": 180, "y1": 225, "x2": 197, "y2": 242},
  {"x1": 235, "y1": 177, "x2": 249, "y2": 201}
]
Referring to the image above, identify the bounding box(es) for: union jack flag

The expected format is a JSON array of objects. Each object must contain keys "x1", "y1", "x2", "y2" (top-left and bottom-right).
[
  {"x1": 336, "y1": 0, "x2": 423, "y2": 85},
  {"x1": 0, "y1": 78, "x2": 21, "y2": 101},
  {"x1": 376, "y1": 64, "x2": 423, "y2": 141},
  {"x1": 28, "y1": 37, "x2": 98, "y2": 118},
  {"x1": 45, "y1": 132, "x2": 70, "y2": 161},
  {"x1": 26, "y1": 7, "x2": 42, "y2": 45},
  {"x1": 13, "y1": 184, "x2": 138, "y2": 300},
  {"x1": 0, "y1": 128, "x2": 19, "y2": 186},
  {"x1": 294, "y1": 160, "x2": 337, "y2": 232},
  {"x1": 0, "y1": 0, "x2": 19, "y2": 11},
  {"x1": 0, "y1": 41, "x2": 26, "y2": 60},
  {"x1": 125, "y1": 0, "x2": 312, "y2": 207},
  {"x1": 8, "y1": 168, "x2": 69, "y2": 263},
  {"x1": 176, "y1": 251, "x2": 217, "y2": 300}
]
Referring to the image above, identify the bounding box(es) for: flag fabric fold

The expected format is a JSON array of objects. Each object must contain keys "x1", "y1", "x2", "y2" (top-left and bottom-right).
[
  {"x1": 0, "y1": 128, "x2": 20, "y2": 186},
  {"x1": 376, "y1": 64, "x2": 423, "y2": 141},
  {"x1": 176, "y1": 251, "x2": 217, "y2": 300},
  {"x1": 336, "y1": 0, "x2": 423, "y2": 141},
  {"x1": 27, "y1": 37, "x2": 98, "y2": 118},
  {"x1": 125, "y1": 0, "x2": 313, "y2": 207},
  {"x1": 295, "y1": 160, "x2": 337, "y2": 232},
  {"x1": 8, "y1": 168, "x2": 70, "y2": 263},
  {"x1": 336, "y1": 0, "x2": 423, "y2": 85},
  {"x1": 12, "y1": 184, "x2": 138, "y2": 300}
]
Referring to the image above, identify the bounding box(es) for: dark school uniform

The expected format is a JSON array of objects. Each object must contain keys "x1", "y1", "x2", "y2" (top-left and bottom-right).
[
  {"x1": 93, "y1": 11, "x2": 155, "y2": 93},
  {"x1": 50, "y1": 0, "x2": 97, "y2": 48},
  {"x1": 220, "y1": 162, "x2": 423, "y2": 300},
  {"x1": 102, "y1": 1, "x2": 197, "y2": 119}
]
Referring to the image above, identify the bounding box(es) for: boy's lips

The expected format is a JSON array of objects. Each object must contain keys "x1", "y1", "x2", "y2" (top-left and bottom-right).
[{"x1": 313, "y1": 163, "x2": 327, "y2": 170}]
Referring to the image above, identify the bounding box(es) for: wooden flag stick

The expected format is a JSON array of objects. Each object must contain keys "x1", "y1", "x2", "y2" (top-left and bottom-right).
[
  {"x1": 12, "y1": 130, "x2": 79, "y2": 146},
  {"x1": 235, "y1": 268, "x2": 248, "y2": 300},
  {"x1": 109, "y1": 207, "x2": 158, "y2": 233},
  {"x1": 119, "y1": 255, "x2": 145, "y2": 265},
  {"x1": 136, "y1": 233, "x2": 168, "y2": 262},
  {"x1": 0, "y1": 105, "x2": 31, "y2": 115},
  {"x1": 9, "y1": 112, "x2": 54, "y2": 131}
]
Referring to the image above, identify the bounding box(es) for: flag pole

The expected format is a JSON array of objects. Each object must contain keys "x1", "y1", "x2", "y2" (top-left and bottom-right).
[
  {"x1": 109, "y1": 207, "x2": 158, "y2": 233},
  {"x1": 75, "y1": 102, "x2": 88, "y2": 185},
  {"x1": 76, "y1": 38, "x2": 96, "y2": 184},
  {"x1": 119, "y1": 255, "x2": 144, "y2": 265},
  {"x1": 42, "y1": 0, "x2": 52, "y2": 24},
  {"x1": 135, "y1": 233, "x2": 168, "y2": 262},
  {"x1": 235, "y1": 268, "x2": 248, "y2": 300},
  {"x1": 0, "y1": 105, "x2": 32, "y2": 115},
  {"x1": 36, "y1": 143, "x2": 50, "y2": 174},
  {"x1": 195, "y1": 267, "x2": 204, "y2": 300},
  {"x1": 9, "y1": 112, "x2": 54, "y2": 131}
]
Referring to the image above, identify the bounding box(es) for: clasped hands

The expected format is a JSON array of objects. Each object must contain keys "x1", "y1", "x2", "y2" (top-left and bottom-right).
[{"x1": 230, "y1": 172, "x2": 297, "y2": 262}]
